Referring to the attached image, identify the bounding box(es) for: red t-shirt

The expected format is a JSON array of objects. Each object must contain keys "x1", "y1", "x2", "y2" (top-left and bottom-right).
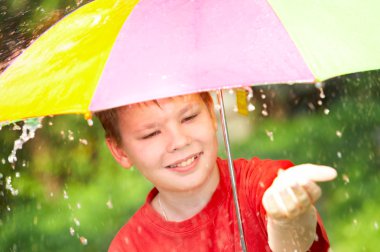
[{"x1": 108, "y1": 157, "x2": 330, "y2": 251}]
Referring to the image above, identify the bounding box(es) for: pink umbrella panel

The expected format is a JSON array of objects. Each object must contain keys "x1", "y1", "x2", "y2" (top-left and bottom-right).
[{"x1": 0, "y1": 0, "x2": 379, "y2": 122}]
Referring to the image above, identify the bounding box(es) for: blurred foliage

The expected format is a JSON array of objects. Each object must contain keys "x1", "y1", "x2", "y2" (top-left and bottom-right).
[{"x1": 0, "y1": 0, "x2": 380, "y2": 251}]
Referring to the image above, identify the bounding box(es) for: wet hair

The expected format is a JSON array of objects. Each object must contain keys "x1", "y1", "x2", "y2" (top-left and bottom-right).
[{"x1": 95, "y1": 92, "x2": 214, "y2": 146}]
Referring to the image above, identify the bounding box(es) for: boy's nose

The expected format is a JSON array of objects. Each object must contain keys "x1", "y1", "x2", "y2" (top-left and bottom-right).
[{"x1": 166, "y1": 127, "x2": 191, "y2": 152}]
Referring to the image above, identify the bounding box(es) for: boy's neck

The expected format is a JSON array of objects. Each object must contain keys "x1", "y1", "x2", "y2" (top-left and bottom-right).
[{"x1": 154, "y1": 163, "x2": 220, "y2": 222}]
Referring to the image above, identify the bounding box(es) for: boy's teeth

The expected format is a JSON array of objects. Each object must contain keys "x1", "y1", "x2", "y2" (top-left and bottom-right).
[{"x1": 169, "y1": 156, "x2": 196, "y2": 168}]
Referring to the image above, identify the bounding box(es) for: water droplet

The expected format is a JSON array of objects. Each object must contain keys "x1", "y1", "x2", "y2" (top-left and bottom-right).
[
  {"x1": 70, "y1": 227, "x2": 75, "y2": 236},
  {"x1": 307, "y1": 102, "x2": 315, "y2": 110},
  {"x1": 317, "y1": 100, "x2": 323, "y2": 106},
  {"x1": 248, "y1": 103, "x2": 255, "y2": 111},
  {"x1": 345, "y1": 192, "x2": 350, "y2": 199},
  {"x1": 261, "y1": 94, "x2": 266, "y2": 99},
  {"x1": 337, "y1": 152, "x2": 342, "y2": 158},
  {"x1": 8, "y1": 118, "x2": 43, "y2": 164},
  {"x1": 374, "y1": 221, "x2": 379, "y2": 230},
  {"x1": 79, "y1": 139, "x2": 88, "y2": 145},
  {"x1": 106, "y1": 199, "x2": 113, "y2": 209},
  {"x1": 261, "y1": 110, "x2": 268, "y2": 117},
  {"x1": 79, "y1": 236, "x2": 88, "y2": 245},
  {"x1": 336, "y1": 131, "x2": 342, "y2": 138},
  {"x1": 265, "y1": 130, "x2": 274, "y2": 142},
  {"x1": 15, "y1": 172, "x2": 20, "y2": 178},
  {"x1": 77, "y1": 203, "x2": 81, "y2": 209},
  {"x1": 74, "y1": 217, "x2": 80, "y2": 226},
  {"x1": 1, "y1": 159, "x2": 5, "y2": 164},
  {"x1": 68, "y1": 130, "x2": 74, "y2": 141},
  {"x1": 324, "y1": 109, "x2": 330, "y2": 115},
  {"x1": 87, "y1": 119, "x2": 93, "y2": 127},
  {"x1": 353, "y1": 219, "x2": 358, "y2": 225},
  {"x1": 342, "y1": 174, "x2": 350, "y2": 184},
  {"x1": 5, "y1": 176, "x2": 18, "y2": 196},
  {"x1": 63, "y1": 190, "x2": 69, "y2": 199}
]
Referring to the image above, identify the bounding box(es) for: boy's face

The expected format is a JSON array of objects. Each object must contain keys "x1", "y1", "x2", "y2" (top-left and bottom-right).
[{"x1": 107, "y1": 94, "x2": 218, "y2": 192}]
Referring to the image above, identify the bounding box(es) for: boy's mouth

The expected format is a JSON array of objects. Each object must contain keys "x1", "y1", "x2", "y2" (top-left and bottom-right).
[{"x1": 165, "y1": 152, "x2": 203, "y2": 169}]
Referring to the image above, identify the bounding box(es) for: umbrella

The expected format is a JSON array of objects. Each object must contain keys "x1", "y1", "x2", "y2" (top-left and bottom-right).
[{"x1": 1, "y1": 0, "x2": 380, "y2": 250}]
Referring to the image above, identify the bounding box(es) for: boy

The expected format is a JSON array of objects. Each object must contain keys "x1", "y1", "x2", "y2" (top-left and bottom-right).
[{"x1": 96, "y1": 92, "x2": 336, "y2": 252}]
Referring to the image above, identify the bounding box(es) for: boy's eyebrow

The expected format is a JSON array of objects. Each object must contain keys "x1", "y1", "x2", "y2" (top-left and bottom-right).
[
  {"x1": 133, "y1": 102, "x2": 200, "y2": 132},
  {"x1": 179, "y1": 102, "x2": 199, "y2": 114}
]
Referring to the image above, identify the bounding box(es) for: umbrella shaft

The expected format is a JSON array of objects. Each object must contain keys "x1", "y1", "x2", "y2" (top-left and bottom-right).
[{"x1": 216, "y1": 89, "x2": 247, "y2": 252}]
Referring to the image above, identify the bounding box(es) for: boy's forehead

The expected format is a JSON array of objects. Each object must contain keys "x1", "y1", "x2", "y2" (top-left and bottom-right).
[{"x1": 120, "y1": 93, "x2": 202, "y2": 111}]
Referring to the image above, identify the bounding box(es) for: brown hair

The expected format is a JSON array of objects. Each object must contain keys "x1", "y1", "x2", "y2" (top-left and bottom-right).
[{"x1": 95, "y1": 92, "x2": 214, "y2": 145}]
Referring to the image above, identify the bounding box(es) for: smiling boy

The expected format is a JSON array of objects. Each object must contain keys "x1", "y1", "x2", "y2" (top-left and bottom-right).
[{"x1": 96, "y1": 92, "x2": 335, "y2": 252}]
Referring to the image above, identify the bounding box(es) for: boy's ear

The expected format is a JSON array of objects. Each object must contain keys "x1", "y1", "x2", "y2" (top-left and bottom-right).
[{"x1": 105, "y1": 138, "x2": 133, "y2": 169}]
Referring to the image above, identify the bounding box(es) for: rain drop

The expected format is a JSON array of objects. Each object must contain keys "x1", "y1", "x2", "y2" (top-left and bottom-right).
[
  {"x1": 74, "y1": 217, "x2": 80, "y2": 226},
  {"x1": 5, "y1": 176, "x2": 18, "y2": 196},
  {"x1": 261, "y1": 110, "x2": 268, "y2": 117},
  {"x1": 87, "y1": 119, "x2": 93, "y2": 127},
  {"x1": 70, "y1": 227, "x2": 75, "y2": 236},
  {"x1": 374, "y1": 221, "x2": 379, "y2": 230},
  {"x1": 265, "y1": 130, "x2": 274, "y2": 142},
  {"x1": 68, "y1": 130, "x2": 74, "y2": 141},
  {"x1": 8, "y1": 118, "x2": 43, "y2": 164},
  {"x1": 248, "y1": 103, "x2": 255, "y2": 111},
  {"x1": 63, "y1": 190, "x2": 69, "y2": 199},
  {"x1": 79, "y1": 236, "x2": 88, "y2": 245},
  {"x1": 342, "y1": 174, "x2": 350, "y2": 184},
  {"x1": 79, "y1": 138, "x2": 88, "y2": 145},
  {"x1": 336, "y1": 130, "x2": 342, "y2": 138},
  {"x1": 337, "y1": 152, "x2": 342, "y2": 158},
  {"x1": 106, "y1": 199, "x2": 113, "y2": 209},
  {"x1": 324, "y1": 109, "x2": 330, "y2": 115}
]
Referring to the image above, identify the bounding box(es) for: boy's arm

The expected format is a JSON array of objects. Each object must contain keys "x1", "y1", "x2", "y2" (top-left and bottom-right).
[{"x1": 262, "y1": 164, "x2": 337, "y2": 252}]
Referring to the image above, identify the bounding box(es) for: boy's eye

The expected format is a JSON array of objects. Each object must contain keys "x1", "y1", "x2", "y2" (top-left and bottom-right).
[
  {"x1": 182, "y1": 113, "x2": 198, "y2": 123},
  {"x1": 141, "y1": 131, "x2": 160, "y2": 139}
]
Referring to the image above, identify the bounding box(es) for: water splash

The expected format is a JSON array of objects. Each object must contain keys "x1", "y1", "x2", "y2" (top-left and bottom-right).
[{"x1": 7, "y1": 117, "x2": 43, "y2": 164}]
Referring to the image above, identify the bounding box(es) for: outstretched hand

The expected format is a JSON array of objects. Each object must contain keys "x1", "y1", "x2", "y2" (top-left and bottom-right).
[{"x1": 262, "y1": 164, "x2": 337, "y2": 221}]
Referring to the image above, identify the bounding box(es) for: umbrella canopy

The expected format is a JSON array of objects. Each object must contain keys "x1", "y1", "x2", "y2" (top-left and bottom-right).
[{"x1": 0, "y1": 0, "x2": 380, "y2": 123}]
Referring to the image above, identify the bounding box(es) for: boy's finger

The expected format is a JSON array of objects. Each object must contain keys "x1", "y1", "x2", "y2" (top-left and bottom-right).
[
  {"x1": 302, "y1": 180, "x2": 322, "y2": 203},
  {"x1": 279, "y1": 164, "x2": 337, "y2": 183}
]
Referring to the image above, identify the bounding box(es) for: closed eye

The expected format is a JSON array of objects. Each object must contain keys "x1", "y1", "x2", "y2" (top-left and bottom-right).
[
  {"x1": 141, "y1": 131, "x2": 161, "y2": 139},
  {"x1": 182, "y1": 113, "x2": 198, "y2": 123}
]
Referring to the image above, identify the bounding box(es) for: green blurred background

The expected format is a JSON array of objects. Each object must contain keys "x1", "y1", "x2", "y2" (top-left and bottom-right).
[{"x1": 0, "y1": 0, "x2": 379, "y2": 251}]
